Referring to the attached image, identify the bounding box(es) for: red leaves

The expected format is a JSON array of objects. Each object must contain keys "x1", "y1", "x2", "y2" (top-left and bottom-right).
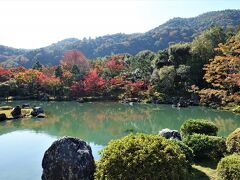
[
  {"x1": 9, "y1": 66, "x2": 26, "y2": 73},
  {"x1": 0, "y1": 53, "x2": 148, "y2": 99},
  {"x1": 42, "y1": 66, "x2": 56, "y2": 77},
  {"x1": 15, "y1": 69, "x2": 42, "y2": 84},
  {"x1": 0, "y1": 68, "x2": 12, "y2": 82},
  {"x1": 124, "y1": 80, "x2": 146, "y2": 95},
  {"x1": 60, "y1": 50, "x2": 90, "y2": 72},
  {"x1": 109, "y1": 76, "x2": 125, "y2": 86},
  {"x1": 201, "y1": 33, "x2": 240, "y2": 107},
  {"x1": 71, "y1": 68, "x2": 106, "y2": 96},
  {"x1": 38, "y1": 73, "x2": 60, "y2": 87},
  {"x1": 71, "y1": 81, "x2": 84, "y2": 96},
  {"x1": 13, "y1": 69, "x2": 60, "y2": 89},
  {"x1": 83, "y1": 68, "x2": 106, "y2": 94},
  {"x1": 106, "y1": 55, "x2": 125, "y2": 73},
  {"x1": 204, "y1": 54, "x2": 240, "y2": 90}
]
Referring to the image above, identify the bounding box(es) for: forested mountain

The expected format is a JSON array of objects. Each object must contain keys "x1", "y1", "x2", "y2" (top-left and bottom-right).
[{"x1": 0, "y1": 9, "x2": 240, "y2": 67}]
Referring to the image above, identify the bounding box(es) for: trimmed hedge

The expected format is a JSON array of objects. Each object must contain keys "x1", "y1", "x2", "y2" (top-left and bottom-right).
[
  {"x1": 183, "y1": 134, "x2": 226, "y2": 161},
  {"x1": 180, "y1": 119, "x2": 218, "y2": 137},
  {"x1": 226, "y1": 128, "x2": 240, "y2": 154},
  {"x1": 95, "y1": 134, "x2": 190, "y2": 180},
  {"x1": 217, "y1": 154, "x2": 240, "y2": 180},
  {"x1": 174, "y1": 141, "x2": 194, "y2": 164}
]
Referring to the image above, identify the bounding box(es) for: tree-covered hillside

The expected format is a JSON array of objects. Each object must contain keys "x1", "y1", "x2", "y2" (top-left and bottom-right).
[
  {"x1": 0, "y1": 9, "x2": 240, "y2": 67},
  {"x1": 0, "y1": 25, "x2": 239, "y2": 112}
]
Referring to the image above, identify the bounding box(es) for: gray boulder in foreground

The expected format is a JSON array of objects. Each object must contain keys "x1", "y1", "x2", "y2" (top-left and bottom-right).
[
  {"x1": 159, "y1": 128, "x2": 182, "y2": 141},
  {"x1": 42, "y1": 137, "x2": 95, "y2": 180}
]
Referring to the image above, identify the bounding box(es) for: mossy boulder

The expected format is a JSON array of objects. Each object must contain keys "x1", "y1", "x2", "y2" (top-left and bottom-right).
[{"x1": 42, "y1": 137, "x2": 95, "y2": 180}]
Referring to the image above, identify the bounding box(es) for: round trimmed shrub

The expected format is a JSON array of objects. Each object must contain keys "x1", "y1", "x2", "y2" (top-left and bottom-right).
[
  {"x1": 174, "y1": 141, "x2": 194, "y2": 164},
  {"x1": 95, "y1": 134, "x2": 190, "y2": 180},
  {"x1": 217, "y1": 154, "x2": 240, "y2": 180},
  {"x1": 180, "y1": 119, "x2": 218, "y2": 137},
  {"x1": 183, "y1": 134, "x2": 226, "y2": 161},
  {"x1": 226, "y1": 128, "x2": 240, "y2": 154}
]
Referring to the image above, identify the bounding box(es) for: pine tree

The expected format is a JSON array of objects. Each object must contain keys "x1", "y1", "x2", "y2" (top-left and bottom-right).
[
  {"x1": 55, "y1": 66, "x2": 63, "y2": 78},
  {"x1": 32, "y1": 61, "x2": 43, "y2": 71},
  {"x1": 71, "y1": 65, "x2": 80, "y2": 75}
]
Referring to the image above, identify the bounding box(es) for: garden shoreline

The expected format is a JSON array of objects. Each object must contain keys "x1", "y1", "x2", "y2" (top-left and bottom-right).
[{"x1": 1, "y1": 95, "x2": 239, "y2": 114}]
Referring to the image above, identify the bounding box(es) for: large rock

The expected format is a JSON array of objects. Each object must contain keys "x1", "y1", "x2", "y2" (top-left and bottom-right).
[
  {"x1": 159, "y1": 128, "x2": 182, "y2": 141},
  {"x1": 11, "y1": 105, "x2": 22, "y2": 118},
  {"x1": 42, "y1": 137, "x2": 95, "y2": 180}
]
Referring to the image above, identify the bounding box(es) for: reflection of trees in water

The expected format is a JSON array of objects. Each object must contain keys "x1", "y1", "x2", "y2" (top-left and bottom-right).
[
  {"x1": 213, "y1": 117, "x2": 239, "y2": 137},
  {"x1": 0, "y1": 101, "x2": 239, "y2": 145}
]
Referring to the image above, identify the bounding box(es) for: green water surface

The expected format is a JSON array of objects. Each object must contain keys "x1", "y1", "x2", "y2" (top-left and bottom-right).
[{"x1": 0, "y1": 101, "x2": 239, "y2": 180}]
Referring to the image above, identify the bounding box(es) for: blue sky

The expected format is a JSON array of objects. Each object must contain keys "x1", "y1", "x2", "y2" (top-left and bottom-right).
[{"x1": 0, "y1": 0, "x2": 239, "y2": 49}]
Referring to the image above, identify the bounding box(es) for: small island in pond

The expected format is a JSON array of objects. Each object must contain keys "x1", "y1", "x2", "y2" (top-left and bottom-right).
[{"x1": 0, "y1": 104, "x2": 45, "y2": 121}]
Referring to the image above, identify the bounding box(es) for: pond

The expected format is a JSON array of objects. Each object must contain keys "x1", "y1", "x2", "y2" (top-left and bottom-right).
[{"x1": 0, "y1": 101, "x2": 239, "y2": 180}]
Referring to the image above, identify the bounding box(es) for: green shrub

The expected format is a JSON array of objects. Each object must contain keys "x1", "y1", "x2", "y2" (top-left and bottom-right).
[
  {"x1": 226, "y1": 128, "x2": 240, "y2": 154},
  {"x1": 174, "y1": 141, "x2": 194, "y2": 164},
  {"x1": 180, "y1": 119, "x2": 218, "y2": 137},
  {"x1": 95, "y1": 133, "x2": 190, "y2": 180},
  {"x1": 183, "y1": 134, "x2": 226, "y2": 161},
  {"x1": 217, "y1": 154, "x2": 240, "y2": 180}
]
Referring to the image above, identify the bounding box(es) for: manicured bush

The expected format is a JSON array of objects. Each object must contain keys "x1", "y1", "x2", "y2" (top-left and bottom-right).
[
  {"x1": 174, "y1": 141, "x2": 194, "y2": 164},
  {"x1": 226, "y1": 128, "x2": 240, "y2": 154},
  {"x1": 183, "y1": 134, "x2": 226, "y2": 161},
  {"x1": 217, "y1": 154, "x2": 240, "y2": 180},
  {"x1": 180, "y1": 119, "x2": 218, "y2": 137},
  {"x1": 95, "y1": 133, "x2": 190, "y2": 180}
]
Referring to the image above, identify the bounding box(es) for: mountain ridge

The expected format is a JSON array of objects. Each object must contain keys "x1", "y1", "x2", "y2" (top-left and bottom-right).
[{"x1": 1, "y1": 9, "x2": 240, "y2": 67}]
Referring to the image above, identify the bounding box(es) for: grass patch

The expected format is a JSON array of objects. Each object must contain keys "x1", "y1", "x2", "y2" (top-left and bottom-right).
[
  {"x1": 0, "y1": 109, "x2": 13, "y2": 118},
  {"x1": 192, "y1": 162, "x2": 217, "y2": 180}
]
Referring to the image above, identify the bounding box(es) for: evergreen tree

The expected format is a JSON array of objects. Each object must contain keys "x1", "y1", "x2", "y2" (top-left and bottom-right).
[
  {"x1": 190, "y1": 25, "x2": 226, "y2": 87},
  {"x1": 55, "y1": 65, "x2": 63, "y2": 78},
  {"x1": 32, "y1": 61, "x2": 43, "y2": 71},
  {"x1": 71, "y1": 65, "x2": 80, "y2": 75}
]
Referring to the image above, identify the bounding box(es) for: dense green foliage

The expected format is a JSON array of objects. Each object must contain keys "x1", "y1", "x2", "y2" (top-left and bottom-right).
[
  {"x1": 0, "y1": 10, "x2": 240, "y2": 68},
  {"x1": 126, "y1": 50, "x2": 154, "y2": 81},
  {"x1": 180, "y1": 119, "x2": 218, "y2": 137},
  {"x1": 180, "y1": 119, "x2": 226, "y2": 161},
  {"x1": 190, "y1": 25, "x2": 226, "y2": 86},
  {"x1": 226, "y1": 128, "x2": 240, "y2": 154},
  {"x1": 95, "y1": 134, "x2": 190, "y2": 180},
  {"x1": 174, "y1": 141, "x2": 194, "y2": 164},
  {"x1": 217, "y1": 154, "x2": 240, "y2": 180},
  {"x1": 183, "y1": 134, "x2": 226, "y2": 161}
]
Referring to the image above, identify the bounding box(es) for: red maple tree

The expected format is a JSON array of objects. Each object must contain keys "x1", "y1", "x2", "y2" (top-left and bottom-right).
[{"x1": 60, "y1": 50, "x2": 90, "y2": 73}]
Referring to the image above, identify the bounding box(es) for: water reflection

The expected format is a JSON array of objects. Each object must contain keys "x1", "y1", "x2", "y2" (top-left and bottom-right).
[
  {"x1": 0, "y1": 101, "x2": 239, "y2": 180},
  {"x1": 0, "y1": 101, "x2": 239, "y2": 145}
]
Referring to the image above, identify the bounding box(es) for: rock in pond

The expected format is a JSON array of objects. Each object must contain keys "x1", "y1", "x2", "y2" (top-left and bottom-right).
[
  {"x1": 11, "y1": 105, "x2": 22, "y2": 118},
  {"x1": 159, "y1": 128, "x2": 182, "y2": 141},
  {"x1": 42, "y1": 136, "x2": 95, "y2": 180},
  {"x1": 77, "y1": 98, "x2": 85, "y2": 103}
]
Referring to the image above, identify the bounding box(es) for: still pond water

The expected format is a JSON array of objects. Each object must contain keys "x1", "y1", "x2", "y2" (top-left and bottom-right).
[{"x1": 0, "y1": 101, "x2": 239, "y2": 180}]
